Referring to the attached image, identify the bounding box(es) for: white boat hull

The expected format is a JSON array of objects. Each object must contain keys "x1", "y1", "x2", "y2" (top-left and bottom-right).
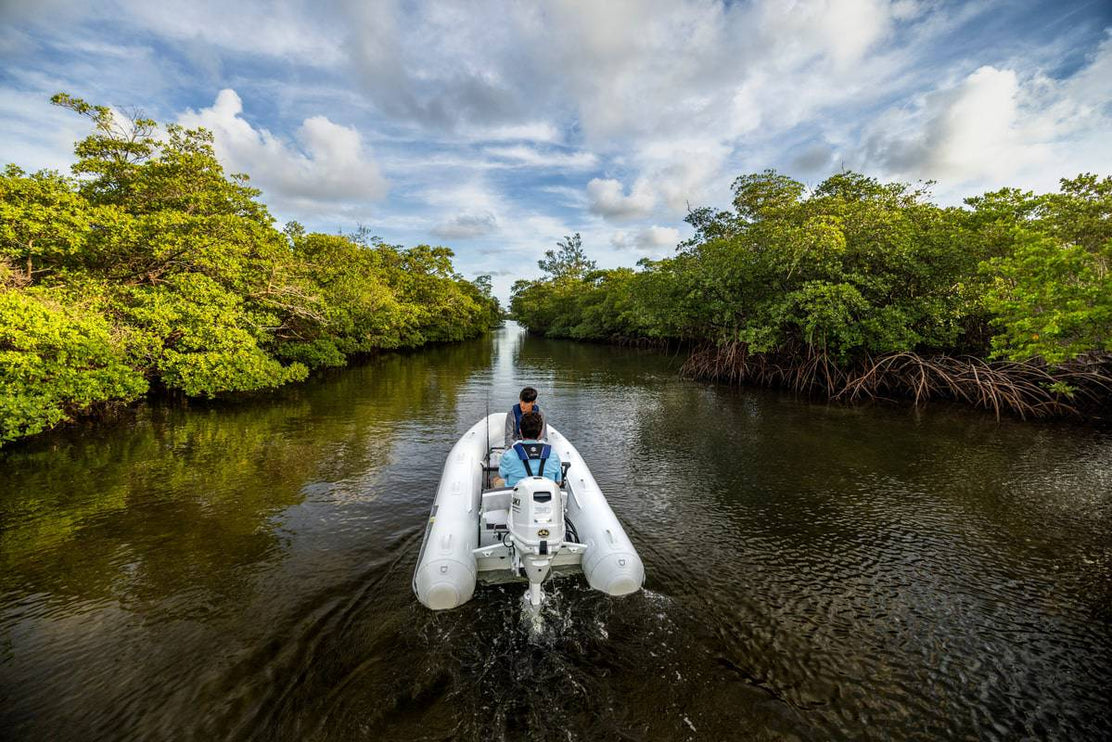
[{"x1": 413, "y1": 414, "x2": 645, "y2": 610}]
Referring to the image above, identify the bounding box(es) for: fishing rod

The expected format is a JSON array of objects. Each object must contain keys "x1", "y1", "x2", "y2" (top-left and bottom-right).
[{"x1": 485, "y1": 393, "x2": 490, "y2": 485}]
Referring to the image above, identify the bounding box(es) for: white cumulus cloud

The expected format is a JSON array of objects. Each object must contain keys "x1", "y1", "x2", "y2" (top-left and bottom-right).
[
  {"x1": 178, "y1": 89, "x2": 387, "y2": 212},
  {"x1": 587, "y1": 177, "x2": 657, "y2": 221},
  {"x1": 861, "y1": 66, "x2": 1029, "y2": 183},
  {"x1": 431, "y1": 211, "x2": 498, "y2": 239},
  {"x1": 855, "y1": 34, "x2": 1112, "y2": 198},
  {"x1": 610, "y1": 225, "x2": 681, "y2": 253}
]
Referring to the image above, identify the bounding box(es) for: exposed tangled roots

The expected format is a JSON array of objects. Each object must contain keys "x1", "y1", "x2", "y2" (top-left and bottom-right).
[{"x1": 681, "y1": 342, "x2": 1112, "y2": 420}]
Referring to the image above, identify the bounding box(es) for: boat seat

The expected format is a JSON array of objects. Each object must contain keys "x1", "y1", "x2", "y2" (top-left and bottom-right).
[
  {"x1": 482, "y1": 489, "x2": 512, "y2": 512},
  {"x1": 483, "y1": 509, "x2": 508, "y2": 530}
]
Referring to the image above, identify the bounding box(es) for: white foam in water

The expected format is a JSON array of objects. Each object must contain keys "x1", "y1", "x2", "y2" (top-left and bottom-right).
[
  {"x1": 516, "y1": 582, "x2": 585, "y2": 642},
  {"x1": 520, "y1": 591, "x2": 548, "y2": 638},
  {"x1": 641, "y1": 588, "x2": 673, "y2": 605}
]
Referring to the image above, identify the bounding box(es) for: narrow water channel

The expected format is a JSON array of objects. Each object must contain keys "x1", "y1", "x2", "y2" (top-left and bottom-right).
[{"x1": 2, "y1": 323, "x2": 1110, "y2": 740}]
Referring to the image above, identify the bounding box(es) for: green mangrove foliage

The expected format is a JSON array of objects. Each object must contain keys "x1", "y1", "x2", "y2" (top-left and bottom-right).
[
  {"x1": 0, "y1": 95, "x2": 499, "y2": 445},
  {"x1": 512, "y1": 171, "x2": 1112, "y2": 417}
]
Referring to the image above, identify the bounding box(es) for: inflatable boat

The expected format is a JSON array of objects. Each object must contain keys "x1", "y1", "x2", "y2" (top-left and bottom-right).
[{"x1": 413, "y1": 413, "x2": 645, "y2": 610}]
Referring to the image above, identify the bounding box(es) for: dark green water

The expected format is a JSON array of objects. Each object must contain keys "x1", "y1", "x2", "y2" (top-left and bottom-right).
[{"x1": 2, "y1": 323, "x2": 1110, "y2": 741}]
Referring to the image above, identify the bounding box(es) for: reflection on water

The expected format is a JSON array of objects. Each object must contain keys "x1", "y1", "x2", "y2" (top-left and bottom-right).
[{"x1": 1, "y1": 324, "x2": 1110, "y2": 740}]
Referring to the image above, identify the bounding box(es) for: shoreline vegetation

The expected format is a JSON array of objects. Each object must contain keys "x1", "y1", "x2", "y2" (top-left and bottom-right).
[
  {"x1": 0, "y1": 95, "x2": 500, "y2": 447},
  {"x1": 511, "y1": 172, "x2": 1112, "y2": 421},
  {"x1": 4, "y1": 95, "x2": 1109, "y2": 448}
]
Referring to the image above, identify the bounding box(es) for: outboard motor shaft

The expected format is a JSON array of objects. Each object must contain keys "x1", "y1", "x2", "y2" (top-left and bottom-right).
[{"x1": 508, "y1": 477, "x2": 566, "y2": 606}]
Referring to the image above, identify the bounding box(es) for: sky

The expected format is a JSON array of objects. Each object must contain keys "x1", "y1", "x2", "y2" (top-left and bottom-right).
[{"x1": 2, "y1": 0, "x2": 1111, "y2": 301}]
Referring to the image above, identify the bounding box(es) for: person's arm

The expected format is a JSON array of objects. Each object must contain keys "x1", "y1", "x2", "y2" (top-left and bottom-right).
[
  {"x1": 546, "y1": 451, "x2": 563, "y2": 484},
  {"x1": 499, "y1": 450, "x2": 516, "y2": 486},
  {"x1": 504, "y1": 411, "x2": 514, "y2": 448}
]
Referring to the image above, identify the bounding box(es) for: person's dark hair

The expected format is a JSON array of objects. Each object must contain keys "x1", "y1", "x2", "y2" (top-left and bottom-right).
[
  {"x1": 519, "y1": 410, "x2": 544, "y2": 439},
  {"x1": 519, "y1": 387, "x2": 538, "y2": 403}
]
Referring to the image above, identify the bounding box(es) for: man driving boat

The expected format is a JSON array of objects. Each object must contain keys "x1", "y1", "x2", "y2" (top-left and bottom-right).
[{"x1": 498, "y1": 411, "x2": 562, "y2": 488}]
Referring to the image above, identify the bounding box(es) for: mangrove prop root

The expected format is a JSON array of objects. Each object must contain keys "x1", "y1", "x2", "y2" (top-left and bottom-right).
[{"x1": 680, "y1": 342, "x2": 1112, "y2": 420}]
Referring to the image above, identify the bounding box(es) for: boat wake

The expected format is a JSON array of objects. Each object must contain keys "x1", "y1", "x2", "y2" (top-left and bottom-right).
[{"x1": 517, "y1": 580, "x2": 577, "y2": 643}]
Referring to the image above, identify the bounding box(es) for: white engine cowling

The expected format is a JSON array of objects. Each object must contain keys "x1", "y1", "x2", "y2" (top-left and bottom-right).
[
  {"x1": 508, "y1": 476, "x2": 565, "y2": 551},
  {"x1": 508, "y1": 476, "x2": 566, "y2": 606}
]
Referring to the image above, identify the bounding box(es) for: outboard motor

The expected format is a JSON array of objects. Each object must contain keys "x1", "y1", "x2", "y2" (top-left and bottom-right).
[{"x1": 508, "y1": 476, "x2": 566, "y2": 606}]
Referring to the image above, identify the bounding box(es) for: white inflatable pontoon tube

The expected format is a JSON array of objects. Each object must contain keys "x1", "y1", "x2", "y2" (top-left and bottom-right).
[{"x1": 412, "y1": 420, "x2": 485, "y2": 610}]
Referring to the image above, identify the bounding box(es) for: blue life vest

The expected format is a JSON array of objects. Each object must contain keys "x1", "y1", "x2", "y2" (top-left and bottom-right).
[
  {"x1": 511, "y1": 403, "x2": 541, "y2": 438},
  {"x1": 512, "y1": 442, "x2": 551, "y2": 478}
]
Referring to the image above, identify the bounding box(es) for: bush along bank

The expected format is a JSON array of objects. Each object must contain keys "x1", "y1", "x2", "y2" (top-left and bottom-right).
[
  {"x1": 0, "y1": 94, "x2": 501, "y2": 446},
  {"x1": 511, "y1": 172, "x2": 1112, "y2": 420}
]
